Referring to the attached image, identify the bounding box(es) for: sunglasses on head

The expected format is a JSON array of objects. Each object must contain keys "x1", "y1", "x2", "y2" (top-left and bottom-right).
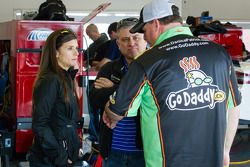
[
  {"x1": 117, "y1": 17, "x2": 139, "y2": 30},
  {"x1": 59, "y1": 29, "x2": 76, "y2": 36}
]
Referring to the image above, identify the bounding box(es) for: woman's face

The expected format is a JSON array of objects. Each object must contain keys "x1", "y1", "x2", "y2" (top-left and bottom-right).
[{"x1": 56, "y1": 39, "x2": 79, "y2": 70}]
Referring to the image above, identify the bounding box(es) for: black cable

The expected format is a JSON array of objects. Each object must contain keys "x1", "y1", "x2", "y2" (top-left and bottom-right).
[{"x1": 83, "y1": 34, "x2": 91, "y2": 114}]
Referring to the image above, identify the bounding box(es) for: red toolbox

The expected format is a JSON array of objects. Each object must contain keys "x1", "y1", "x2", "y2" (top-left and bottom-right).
[
  {"x1": 0, "y1": 20, "x2": 84, "y2": 154},
  {"x1": 199, "y1": 28, "x2": 243, "y2": 60}
]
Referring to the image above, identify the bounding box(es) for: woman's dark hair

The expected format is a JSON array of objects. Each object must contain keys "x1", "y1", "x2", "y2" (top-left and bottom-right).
[{"x1": 34, "y1": 28, "x2": 77, "y2": 102}]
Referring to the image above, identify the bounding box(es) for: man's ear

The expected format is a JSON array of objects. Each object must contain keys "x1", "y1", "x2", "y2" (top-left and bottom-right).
[
  {"x1": 154, "y1": 19, "x2": 161, "y2": 31},
  {"x1": 56, "y1": 51, "x2": 59, "y2": 58},
  {"x1": 116, "y1": 39, "x2": 121, "y2": 49}
]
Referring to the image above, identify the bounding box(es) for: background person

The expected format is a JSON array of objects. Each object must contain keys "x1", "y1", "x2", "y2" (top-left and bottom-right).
[
  {"x1": 85, "y1": 23, "x2": 109, "y2": 143},
  {"x1": 29, "y1": 28, "x2": 83, "y2": 167},
  {"x1": 103, "y1": 0, "x2": 241, "y2": 167},
  {"x1": 85, "y1": 23, "x2": 109, "y2": 67},
  {"x1": 91, "y1": 22, "x2": 121, "y2": 71},
  {"x1": 90, "y1": 17, "x2": 147, "y2": 167}
]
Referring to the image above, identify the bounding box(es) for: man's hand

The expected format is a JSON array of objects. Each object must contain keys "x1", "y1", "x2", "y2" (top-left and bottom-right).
[
  {"x1": 94, "y1": 77, "x2": 114, "y2": 89},
  {"x1": 91, "y1": 60, "x2": 101, "y2": 71},
  {"x1": 67, "y1": 159, "x2": 72, "y2": 166},
  {"x1": 223, "y1": 151, "x2": 230, "y2": 167},
  {"x1": 103, "y1": 110, "x2": 117, "y2": 129},
  {"x1": 94, "y1": 58, "x2": 111, "y2": 71},
  {"x1": 103, "y1": 101, "x2": 123, "y2": 129}
]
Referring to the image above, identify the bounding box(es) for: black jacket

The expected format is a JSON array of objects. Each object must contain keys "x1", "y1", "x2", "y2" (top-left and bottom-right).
[
  {"x1": 89, "y1": 57, "x2": 142, "y2": 159},
  {"x1": 30, "y1": 69, "x2": 80, "y2": 167},
  {"x1": 85, "y1": 33, "x2": 109, "y2": 62},
  {"x1": 89, "y1": 57, "x2": 125, "y2": 110}
]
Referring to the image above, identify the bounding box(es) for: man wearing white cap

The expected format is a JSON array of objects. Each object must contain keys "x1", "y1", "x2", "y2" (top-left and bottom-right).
[{"x1": 103, "y1": 0, "x2": 241, "y2": 167}]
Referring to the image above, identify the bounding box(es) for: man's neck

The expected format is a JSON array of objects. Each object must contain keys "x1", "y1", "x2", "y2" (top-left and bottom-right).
[
  {"x1": 125, "y1": 57, "x2": 133, "y2": 65},
  {"x1": 160, "y1": 22, "x2": 182, "y2": 34}
]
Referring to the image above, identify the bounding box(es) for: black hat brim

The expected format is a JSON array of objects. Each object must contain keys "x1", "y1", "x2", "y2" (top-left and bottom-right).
[
  {"x1": 130, "y1": 8, "x2": 145, "y2": 34},
  {"x1": 129, "y1": 22, "x2": 145, "y2": 33}
]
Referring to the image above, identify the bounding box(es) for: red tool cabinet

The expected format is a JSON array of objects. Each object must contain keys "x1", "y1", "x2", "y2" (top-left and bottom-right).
[{"x1": 0, "y1": 20, "x2": 84, "y2": 154}]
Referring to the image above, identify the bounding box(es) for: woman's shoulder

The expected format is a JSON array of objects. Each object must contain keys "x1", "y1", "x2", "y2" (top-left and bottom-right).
[
  {"x1": 32, "y1": 72, "x2": 62, "y2": 103},
  {"x1": 35, "y1": 72, "x2": 61, "y2": 89},
  {"x1": 43, "y1": 71, "x2": 61, "y2": 81}
]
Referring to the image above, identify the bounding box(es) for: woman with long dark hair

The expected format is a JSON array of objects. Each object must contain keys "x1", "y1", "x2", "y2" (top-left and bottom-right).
[{"x1": 29, "y1": 28, "x2": 82, "y2": 167}]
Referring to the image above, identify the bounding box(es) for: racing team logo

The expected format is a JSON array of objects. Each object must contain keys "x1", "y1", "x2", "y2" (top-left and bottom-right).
[
  {"x1": 166, "y1": 56, "x2": 225, "y2": 111},
  {"x1": 27, "y1": 28, "x2": 53, "y2": 41}
]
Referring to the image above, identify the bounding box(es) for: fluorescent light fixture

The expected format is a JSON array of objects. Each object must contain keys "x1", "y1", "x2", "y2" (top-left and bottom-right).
[
  {"x1": 115, "y1": 13, "x2": 139, "y2": 17},
  {"x1": 66, "y1": 12, "x2": 89, "y2": 16},
  {"x1": 16, "y1": 12, "x2": 22, "y2": 16},
  {"x1": 97, "y1": 13, "x2": 112, "y2": 17},
  {"x1": 14, "y1": 9, "x2": 141, "y2": 20},
  {"x1": 66, "y1": 11, "x2": 139, "y2": 17}
]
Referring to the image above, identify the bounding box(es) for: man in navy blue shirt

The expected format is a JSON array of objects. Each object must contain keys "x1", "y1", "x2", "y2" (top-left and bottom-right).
[{"x1": 90, "y1": 18, "x2": 147, "y2": 167}]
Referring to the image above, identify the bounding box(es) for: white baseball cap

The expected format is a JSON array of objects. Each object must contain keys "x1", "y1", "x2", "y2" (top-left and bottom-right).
[{"x1": 130, "y1": 0, "x2": 176, "y2": 33}]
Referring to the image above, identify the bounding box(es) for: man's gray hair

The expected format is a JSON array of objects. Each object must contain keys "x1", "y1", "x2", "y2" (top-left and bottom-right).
[{"x1": 117, "y1": 17, "x2": 139, "y2": 32}]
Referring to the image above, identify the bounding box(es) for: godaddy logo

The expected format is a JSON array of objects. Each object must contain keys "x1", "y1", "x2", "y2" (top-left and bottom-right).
[{"x1": 166, "y1": 56, "x2": 225, "y2": 111}]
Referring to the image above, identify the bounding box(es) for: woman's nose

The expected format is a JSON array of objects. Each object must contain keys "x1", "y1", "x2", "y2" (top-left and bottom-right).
[{"x1": 75, "y1": 48, "x2": 79, "y2": 55}]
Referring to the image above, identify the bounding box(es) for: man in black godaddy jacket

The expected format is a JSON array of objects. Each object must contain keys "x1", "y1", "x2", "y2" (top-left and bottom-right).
[{"x1": 103, "y1": 0, "x2": 241, "y2": 167}]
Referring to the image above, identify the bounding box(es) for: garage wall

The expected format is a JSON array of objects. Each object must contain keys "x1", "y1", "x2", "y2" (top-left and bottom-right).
[
  {"x1": 0, "y1": 0, "x2": 248, "y2": 22},
  {"x1": 182, "y1": 0, "x2": 249, "y2": 21},
  {"x1": 0, "y1": 0, "x2": 182, "y2": 22},
  {"x1": 0, "y1": 0, "x2": 151, "y2": 22}
]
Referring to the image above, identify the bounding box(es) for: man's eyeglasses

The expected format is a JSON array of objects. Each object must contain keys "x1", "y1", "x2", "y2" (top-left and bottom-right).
[
  {"x1": 120, "y1": 35, "x2": 143, "y2": 44},
  {"x1": 117, "y1": 17, "x2": 139, "y2": 30}
]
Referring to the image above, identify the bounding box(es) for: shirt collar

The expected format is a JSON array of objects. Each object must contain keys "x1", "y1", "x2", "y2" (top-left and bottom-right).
[{"x1": 154, "y1": 26, "x2": 193, "y2": 46}]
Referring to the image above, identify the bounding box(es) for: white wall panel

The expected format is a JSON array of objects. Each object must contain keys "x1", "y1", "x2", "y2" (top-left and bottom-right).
[
  {"x1": 182, "y1": 0, "x2": 249, "y2": 21},
  {"x1": 3, "y1": 0, "x2": 248, "y2": 23},
  {"x1": 0, "y1": 0, "x2": 183, "y2": 22},
  {"x1": 0, "y1": 0, "x2": 150, "y2": 22}
]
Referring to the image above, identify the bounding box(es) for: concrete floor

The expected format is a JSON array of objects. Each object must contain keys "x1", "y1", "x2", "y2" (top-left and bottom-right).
[
  {"x1": 5, "y1": 129, "x2": 250, "y2": 167},
  {"x1": 5, "y1": 156, "x2": 250, "y2": 167}
]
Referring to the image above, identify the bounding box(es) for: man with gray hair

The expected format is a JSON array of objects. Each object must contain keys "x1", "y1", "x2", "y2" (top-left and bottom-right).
[
  {"x1": 90, "y1": 17, "x2": 147, "y2": 167},
  {"x1": 103, "y1": 0, "x2": 241, "y2": 167}
]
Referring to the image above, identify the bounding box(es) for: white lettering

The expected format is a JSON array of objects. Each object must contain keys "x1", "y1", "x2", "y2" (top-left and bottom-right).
[
  {"x1": 197, "y1": 89, "x2": 204, "y2": 103},
  {"x1": 183, "y1": 92, "x2": 190, "y2": 106},
  {"x1": 209, "y1": 89, "x2": 215, "y2": 108},
  {"x1": 191, "y1": 92, "x2": 197, "y2": 105},
  {"x1": 168, "y1": 93, "x2": 176, "y2": 109},
  {"x1": 176, "y1": 95, "x2": 182, "y2": 104},
  {"x1": 204, "y1": 89, "x2": 210, "y2": 102}
]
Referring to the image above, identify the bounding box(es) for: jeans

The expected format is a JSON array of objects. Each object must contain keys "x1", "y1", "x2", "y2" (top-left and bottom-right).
[
  {"x1": 87, "y1": 107, "x2": 100, "y2": 142},
  {"x1": 102, "y1": 150, "x2": 145, "y2": 167}
]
